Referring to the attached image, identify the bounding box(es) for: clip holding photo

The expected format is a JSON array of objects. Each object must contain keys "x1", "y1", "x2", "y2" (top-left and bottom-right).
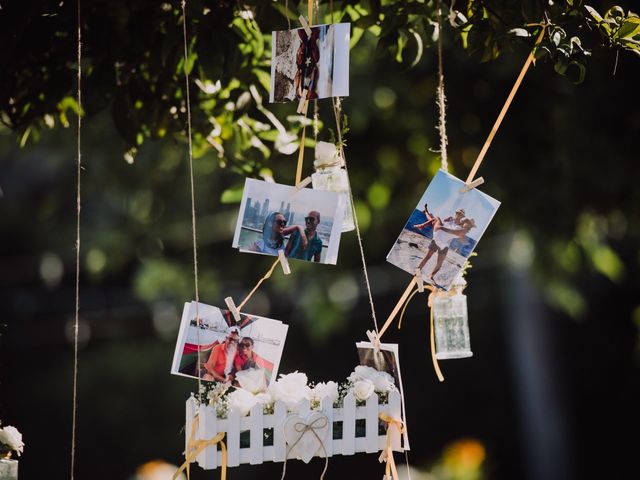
[
  {"x1": 460, "y1": 176, "x2": 485, "y2": 193},
  {"x1": 224, "y1": 296, "x2": 241, "y2": 322},
  {"x1": 277, "y1": 249, "x2": 291, "y2": 275},
  {"x1": 296, "y1": 90, "x2": 309, "y2": 114},
  {"x1": 298, "y1": 14, "x2": 312, "y2": 36},
  {"x1": 366, "y1": 329, "x2": 381, "y2": 353},
  {"x1": 289, "y1": 176, "x2": 312, "y2": 196}
]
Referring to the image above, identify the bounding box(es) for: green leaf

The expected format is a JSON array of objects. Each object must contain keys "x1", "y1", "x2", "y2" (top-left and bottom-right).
[{"x1": 220, "y1": 185, "x2": 244, "y2": 204}]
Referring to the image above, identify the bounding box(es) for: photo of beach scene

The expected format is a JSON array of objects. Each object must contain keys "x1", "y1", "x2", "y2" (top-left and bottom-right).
[
  {"x1": 386, "y1": 170, "x2": 500, "y2": 291},
  {"x1": 232, "y1": 178, "x2": 345, "y2": 265}
]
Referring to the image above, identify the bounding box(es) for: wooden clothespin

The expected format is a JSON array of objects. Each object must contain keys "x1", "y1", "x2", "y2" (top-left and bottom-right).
[
  {"x1": 460, "y1": 176, "x2": 484, "y2": 193},
  {"x1": 289, "y1": 176, "x2": 312, "y2": 196},
  {"x1": 298, "y1": 14, "x2": 312, "y2": 36},
  {"x1": 277, "y1": 249, "x2": 291, "y2": 275},
  {"x1": 366, "y1": 329, "x2": 381, "y2": 353},
  {"x1": 296, "y1": 90, "x2": 309, "y2": 114},
  {"x1": 414, "y1": 268, "x2": 424, "y2": 293},
  {"x1": 224, "y1": 296, "x2": 241, "y2": 322}
]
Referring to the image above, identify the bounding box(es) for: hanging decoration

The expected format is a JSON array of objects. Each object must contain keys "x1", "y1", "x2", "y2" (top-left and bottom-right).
[{"x1": 168, "y1": 0, "x2": 550, "y2": 477}]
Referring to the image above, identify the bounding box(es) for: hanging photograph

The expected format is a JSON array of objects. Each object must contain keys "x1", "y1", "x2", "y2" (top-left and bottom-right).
[
  {"x1": 355, "y1": 341, "x2": 410, "y2": 449},
  {"x1": 232, "y1": 178, "x2": 345, "y2": 265},
  {"x1": 270, "y1": 23, "x2": 350, "y2": 103},
  {"x1": 386, "y1": 169, "x2": 501, "y2": 291},
  {"x1": 171, "y1": 301, "x2": 289, "y2": 387}
]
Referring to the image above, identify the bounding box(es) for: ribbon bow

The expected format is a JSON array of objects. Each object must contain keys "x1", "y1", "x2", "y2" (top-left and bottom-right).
[
  {"x1": 173, "y1": 414, "x2": 227, "y2": 480},
  {"x1": 378, "y1": 413, "x2": 406, "y2": 480}
]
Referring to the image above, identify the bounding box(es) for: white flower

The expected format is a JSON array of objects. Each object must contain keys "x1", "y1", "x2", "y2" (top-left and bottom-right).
[
  {"x1": 309, "y1": 381, "x2": 339, "y2": 404},
  {"x1": 371, "y1": 371, "x2": 396, "y2": 393},
  {"x1": 227, "y1": 389, "x2": 272, "y2": 416},
  {"x1": 352, "y1": 379, "x2": 375, "y2": 402},
  {"x1": 347, "y1": 365, "x2": 378, "y2": 383},
  {"x1": 0, "y1": 426, "x2": 24, "y2": 456},
  {"x1": 236, "y1": 368, "x2": 267, "y2": 394},
  {"x1": 268, "y1": 371, "x2": 310, "y2": 410}
]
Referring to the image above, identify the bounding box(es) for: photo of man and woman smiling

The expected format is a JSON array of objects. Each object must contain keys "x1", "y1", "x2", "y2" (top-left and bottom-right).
[
  {"x1": 171, "y1": 301, "x2": 288, "y2": 387},
  {"x1": 233, "y1": 178, "x2": 345, "y2": 265}
]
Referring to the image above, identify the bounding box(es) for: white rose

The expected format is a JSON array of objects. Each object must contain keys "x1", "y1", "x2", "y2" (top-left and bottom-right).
[
  {"x1": 347, "y1": 365, "x2": 378, "y2": 383},
  {"x1": 309, "y1": 381, "x2": 339, "y2": 403},
  {"x1": 269, "y1": 371, "x2": 310, "y2": 410},
  {"x1": 0, "y1": 426, "x2": 24, "y2": 456},
  {"x1": 227, "y1": 389, "x2": 272, "y2": 416},
  {"x1": 352, "y1": 379, "x2": 375, "y2": 402},
  {"x1": 372, "y1": 371, "x2": 396, "y2": 393},
  {"x1": 236, "y1": 368, "x2": 267, "y2": 394}
]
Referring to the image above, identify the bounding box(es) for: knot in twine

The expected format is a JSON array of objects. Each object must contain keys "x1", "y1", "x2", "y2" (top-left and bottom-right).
[
  {"x1": 281, "y1": 414, "x2": 330, "y2": 480},
  {"x1": 174, "y1": 414, "x2": 227, "y2": 480},
  {"x1": 378, "y1": 413, "x2": 406, "y2": 480}
]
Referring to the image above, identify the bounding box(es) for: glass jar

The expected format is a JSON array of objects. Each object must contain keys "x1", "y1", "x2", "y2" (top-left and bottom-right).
[
  {"x1": 0, "y1": 457, "x2": 18, "y2": 480},
  {"x1": 432, "y1": 275, "x2": 472, "y2": 359},
  {"x1": 311, "y1": 141, "x2": 355, "y2": 232}
]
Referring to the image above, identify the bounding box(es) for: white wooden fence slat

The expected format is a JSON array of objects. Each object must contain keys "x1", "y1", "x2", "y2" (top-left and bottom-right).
[
  {"x1": 320, "y1": 396, "x2": 334, "y2": 457},
  {"x1": 365, "y1": 394, "x2": 379, "y2": 453},
  {"x1": 342, "y1": 393, "x2": 356, "y2": 455},
  {"x1": 273, "y1": 401, "x2": 287, "y2": 462},
  {"x1": 388, "y1": 390, "x2": 403, "y2": 452},
  {"x1": 199, "y1": 405, "x2": 218, "y2": 469},
  {"x1": 227, "y1": 407, "x2": 241, "y2": 467},
  {"x1": 185, "y1": 397, "x2": 197, "y2": 466},
  {"x1": 249, "y1": 403, "x2": 264, "y2": 464}
]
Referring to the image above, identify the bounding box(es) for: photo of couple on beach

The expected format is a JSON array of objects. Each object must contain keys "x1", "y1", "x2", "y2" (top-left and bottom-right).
[
  {"x1": 387, "y1": 170, "x2": 500, "y2": 291},
  {"x1": 232, "y1": 178, "x2": 345, "y2": 265},
  {"x1": 171, "y1": 302, "x2": 288, "y2": 388}
]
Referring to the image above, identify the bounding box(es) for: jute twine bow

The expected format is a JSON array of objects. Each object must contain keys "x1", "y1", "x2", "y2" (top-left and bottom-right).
[
  {"x1": 173, "y1": 415, "x2": 227, "y2": 480},
  {"x1": 378, "y1": 413, "x2": 406, "y2": 480},
  {"x1": 281, "y1": 415, "x2": 329, "y2": 480}
]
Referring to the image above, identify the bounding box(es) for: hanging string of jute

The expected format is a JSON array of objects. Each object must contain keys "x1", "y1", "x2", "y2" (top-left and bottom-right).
[
  {"x1": 376, "y1": 21, "x2": 548, "y2": 382},
  {"x1": 181, "y1": 0, "x2": 203, "y2": 395},
  {"x1": 70, "y1": 0, "x2": 82, "y2": 478},
  {"x1": 436, "y1": 0, "x2": 449, "y2": 172}
]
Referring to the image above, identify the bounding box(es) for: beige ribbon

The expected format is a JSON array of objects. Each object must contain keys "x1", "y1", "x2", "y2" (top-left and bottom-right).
[
  {"x1": 281, "y1": 415, "x2": 329, "y2": 480},
  {"x1": 378, "y1": 414, "x2": 406, "y2": 480},
  {"x1": 174, "y1": 415, "x2": 227, "y2": 480},
  {"x1": 465, "y1": 23, "x2": 547, "y2": 184}
]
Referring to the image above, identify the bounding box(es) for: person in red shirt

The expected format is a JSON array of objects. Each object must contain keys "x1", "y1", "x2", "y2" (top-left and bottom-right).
[{"x1": 202, "y1": 328, "x2": 240, "y2": 382}]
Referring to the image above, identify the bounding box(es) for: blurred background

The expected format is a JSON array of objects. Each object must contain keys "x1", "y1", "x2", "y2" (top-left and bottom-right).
[{"x1": 1, "y1": 1, "x2": 639, "y2": 479}]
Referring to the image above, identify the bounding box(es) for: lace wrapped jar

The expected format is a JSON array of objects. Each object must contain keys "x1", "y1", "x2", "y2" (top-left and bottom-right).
[
  {"x1": 0, "y1": 456, "x2": 18, "y2": 480},
  {"x1": 432, "y1": 274, "x2": 472, "y2": 359},
  {"x1": 311, "y1": 141, "x2": 355, "y2": 232}
]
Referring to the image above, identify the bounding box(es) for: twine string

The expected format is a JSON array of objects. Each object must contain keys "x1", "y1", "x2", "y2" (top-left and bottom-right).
[
  {"x1": 436, "y1": 0, "x2": 448, "y2": 171},
  {"x1": 70, "y1": 0, "x2": 82, "y2": 478},
  {"x1": 281, "y1": 416, "x2": 329, "y2": 480},
  {"x1": 332, "y1": 96, "x2": 379, "y2": 334},
  {"x1": 181, "y1": 0, "x2": 202, "y2": 393}
]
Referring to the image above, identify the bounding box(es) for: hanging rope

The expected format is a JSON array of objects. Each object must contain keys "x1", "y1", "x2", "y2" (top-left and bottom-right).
[
  {"x1": 332, "y1": 97, "x2": 380, "y2": 334},
  {"x1": 181, "y1": 0, "x2": 203, "y2": 394},
  {"x1": 436, "y1": 0, "x2": 449, "y2": 171},
  {"x1": 70, "y1": 0, "x2": 82, "y2": 477}
]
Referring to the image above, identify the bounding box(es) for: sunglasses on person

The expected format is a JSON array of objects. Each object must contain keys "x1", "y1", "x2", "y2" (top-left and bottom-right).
[
  {"x1": 305, "y1": 216, "x2": 317, "y2": 223},
  {"x1": 238, "y1": 342, "x2": 252, "y2": 348},
  {"x1": 274, "y1": 219, "x2": 287, "y2": 227}
]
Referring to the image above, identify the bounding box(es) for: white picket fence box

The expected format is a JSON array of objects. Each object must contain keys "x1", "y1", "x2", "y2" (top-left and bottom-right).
[{"x1": 185, "y1": 390, "x2": 404, "y2": 469}]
